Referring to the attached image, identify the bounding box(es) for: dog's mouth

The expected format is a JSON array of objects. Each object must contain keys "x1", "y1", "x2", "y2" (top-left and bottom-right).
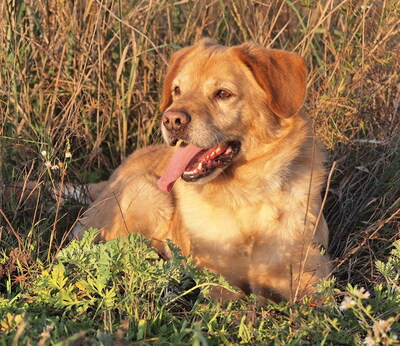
[
  {"x1": 182, "y1": 141, "x2": 240, "y2": 181},
  {"x1": 158, "y1": 140, "x2": 240, "y2": 193}
]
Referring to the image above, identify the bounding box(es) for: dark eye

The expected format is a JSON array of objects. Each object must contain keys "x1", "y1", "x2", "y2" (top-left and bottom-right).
[
  {"x1": 215, "y1": 89, "x2": 232, "y2": 100},
  {"x1": 173, "y1": 86, "x2": 181, "y2": 96}
]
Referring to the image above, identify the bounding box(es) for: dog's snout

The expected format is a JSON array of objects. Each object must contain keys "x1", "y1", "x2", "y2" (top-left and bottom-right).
[{"x1": 162, "y1": 110, "x2": 191, "y2": 131}]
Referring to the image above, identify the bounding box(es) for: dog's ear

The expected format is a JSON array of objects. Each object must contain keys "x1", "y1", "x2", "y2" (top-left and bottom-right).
[
  {"x1": 233, "y1": 43, "x2": 307, "y2": 118},
  {"x1": 160, "y1": 38, "x2": 218, "y2": 112}
]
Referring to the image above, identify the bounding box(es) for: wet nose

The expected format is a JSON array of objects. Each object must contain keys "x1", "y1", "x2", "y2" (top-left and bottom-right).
[{"x1": 162, "y1": 110, "x2": 191, "y2": 131}]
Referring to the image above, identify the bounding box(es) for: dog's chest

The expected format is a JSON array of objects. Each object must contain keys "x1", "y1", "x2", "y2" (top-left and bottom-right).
[
  {"x1": 176, "y1": 190, "x2": 287, "y2": 284},
  {"x1": 178, "y1": 192, "x2": 280, "y2": 244}
]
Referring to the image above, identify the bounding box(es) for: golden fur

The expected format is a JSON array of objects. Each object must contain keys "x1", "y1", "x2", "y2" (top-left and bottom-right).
[{"x1": 72, "y1": 39, "x2": 330, "y2": 302}]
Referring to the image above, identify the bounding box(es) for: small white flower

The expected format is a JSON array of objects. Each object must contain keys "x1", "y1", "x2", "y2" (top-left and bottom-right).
[
  {"x1": 376, "y1": 319, "x2": 391, "y2": 332},
  {"x1": 353, "y1": 287, "x2": 370, "y2": 299},
  {"x1": 363, "y1": 336, "x2": 377, "y2": 346},
  {"x1": 44, "y1": 161, "x2": 52, "y2": 168},
  {"x1": 41, "y1": 150, "x2": 47, "y2": 157},
  {"x1": 51, "y1": 164, "x2": 59, "y2": 170},
  {"x1": 65, "y1": 151, "x2": 72, "y2": 159},
  {"x1": 340, "y1": 296, "x2": 356, "y2": 310}
]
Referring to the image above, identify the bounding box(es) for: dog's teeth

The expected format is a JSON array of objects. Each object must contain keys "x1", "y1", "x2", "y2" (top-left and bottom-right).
[
  {"x1": 176, "y1": 139, "x2": 184, "y2": 147},
  {"x1": 210, "y1": 151, "x2": 215, "y2": 157},
  {"x1": 197, "y1": 163, "x2": 202, "y2": 170},
  {"x1": 215, "y1": 146, "x2": 222, "y2": 154},
  {"x1": 225, "y1": 147, "x2": 232, "y2": 155}
]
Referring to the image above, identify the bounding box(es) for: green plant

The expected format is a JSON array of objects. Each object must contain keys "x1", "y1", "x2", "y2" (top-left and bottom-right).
[{"x1": 1, "y1": 232, "x2": 399, "y2": 344}]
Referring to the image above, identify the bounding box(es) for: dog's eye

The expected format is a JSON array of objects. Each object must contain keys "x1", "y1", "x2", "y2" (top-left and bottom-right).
[
  {"x1": 215, "y1": 90, "x2": 232, "y2": 100},
  {"x1": 173, "y1": 86, "x2": 181, "y2": 96}
]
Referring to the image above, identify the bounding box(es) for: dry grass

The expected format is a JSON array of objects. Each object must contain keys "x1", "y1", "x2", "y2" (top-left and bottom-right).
[{"x1": 1, "y1": 0, "x2": 399, "y2": 293}]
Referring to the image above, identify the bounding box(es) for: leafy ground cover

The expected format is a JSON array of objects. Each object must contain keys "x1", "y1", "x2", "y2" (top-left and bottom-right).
[
  {"x1": 1, "y1": 0, "x2": 399, "y2": 344},
  {"x1": 1, "y1": 230, "x2": 399, "y2": 344}
]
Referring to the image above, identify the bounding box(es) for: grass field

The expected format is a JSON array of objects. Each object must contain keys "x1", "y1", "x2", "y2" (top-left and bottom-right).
[{"x1": 1, "y1": 0, "x2": 399, "y2": 344}]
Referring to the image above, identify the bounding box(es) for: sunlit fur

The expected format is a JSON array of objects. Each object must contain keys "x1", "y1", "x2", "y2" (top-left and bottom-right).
[{"x1": 73, "y1": 39, "x2": 330, "y2": 302}]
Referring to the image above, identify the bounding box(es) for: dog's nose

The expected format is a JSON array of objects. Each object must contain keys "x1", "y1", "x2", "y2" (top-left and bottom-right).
[{"x1": 162, "y1": 110, "x2": 191, "y2": 131}]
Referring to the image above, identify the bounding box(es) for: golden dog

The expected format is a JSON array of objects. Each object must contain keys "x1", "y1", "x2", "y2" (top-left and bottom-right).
[{"x1": 72, "y1": 39, "x2": 330, "y2": 302}]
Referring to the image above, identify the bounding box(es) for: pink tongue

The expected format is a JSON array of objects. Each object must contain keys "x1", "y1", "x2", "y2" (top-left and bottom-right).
[{"x1": 158, "y1": 144, "x2": 204, "y2": 193}]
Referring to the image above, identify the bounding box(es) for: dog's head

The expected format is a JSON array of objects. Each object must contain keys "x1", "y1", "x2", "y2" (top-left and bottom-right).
[{"x1": 158, "y1": 39, "x2": 307, "y2": 193}]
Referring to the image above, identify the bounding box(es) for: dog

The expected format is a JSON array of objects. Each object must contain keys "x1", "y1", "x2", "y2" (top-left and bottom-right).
[{"x1": 72, "y1": 38, "x2": 330, "y2": 302}]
